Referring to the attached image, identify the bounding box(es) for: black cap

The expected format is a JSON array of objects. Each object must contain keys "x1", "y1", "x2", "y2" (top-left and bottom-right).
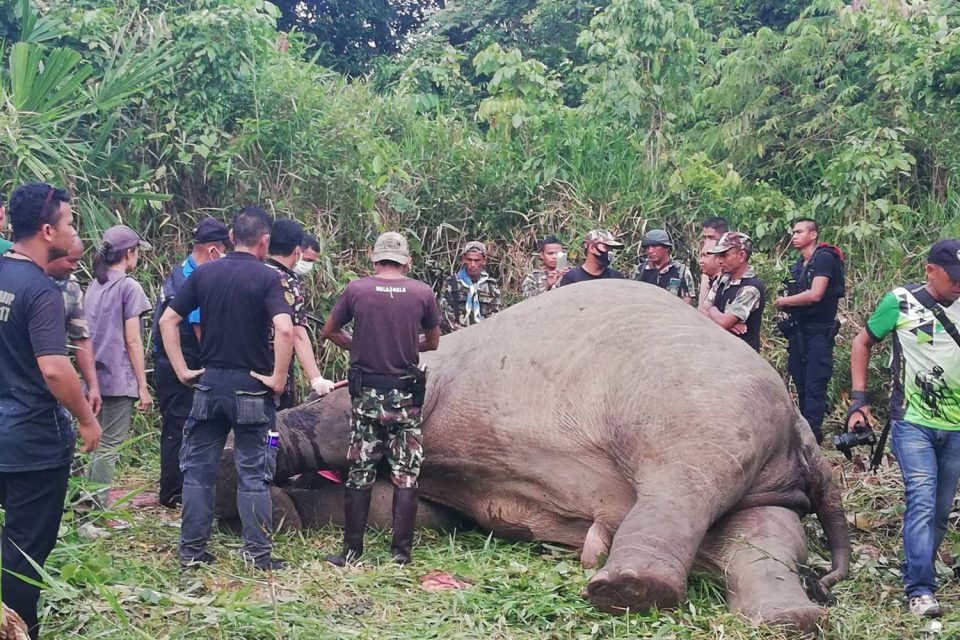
[
  {"x1": 193, "y1": 218, "x2": 229, "y2": 244},
  {"x1": 928, "y1": 239, "x2": 960, "y2": 282}
]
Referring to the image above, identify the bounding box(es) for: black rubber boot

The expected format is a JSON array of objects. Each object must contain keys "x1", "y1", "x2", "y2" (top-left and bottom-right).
[
  {"x1": 326, "y1": 487, "x2": 372, "y2": 567},
  {"x1": 390, "y1": 486, "x2": 419, "y2": 565}
]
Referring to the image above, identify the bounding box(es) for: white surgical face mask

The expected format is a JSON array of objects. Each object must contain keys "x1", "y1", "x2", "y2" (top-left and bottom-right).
[{"x1": 293, "y1": 259, "x2": 315, "y2": 276}]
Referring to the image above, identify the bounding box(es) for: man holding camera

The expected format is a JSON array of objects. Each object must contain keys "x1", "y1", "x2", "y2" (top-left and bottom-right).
[
  {"x1": 774, "y1": 219, "x2": 845, "y2": 444},
  {"x1": 847, "y1": 239, "x2": 960, "y2": 618},
  {"x1": 522, "y1": 235, "x2": 569, "y2": 298}
]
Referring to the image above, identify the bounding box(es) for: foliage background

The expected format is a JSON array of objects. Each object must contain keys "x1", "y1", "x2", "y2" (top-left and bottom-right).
[{"x1": 3, "y1": 0, "x2": 960, "y2": 637}]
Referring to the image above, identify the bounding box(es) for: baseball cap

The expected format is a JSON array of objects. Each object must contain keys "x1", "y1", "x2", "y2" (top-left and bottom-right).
[
  {"x1": 928, "y1": 239, "x2": 960, "y2": 282},
  {"x1": 641, "y1": 229, "x2": 672, "y2": 248},
  {"x1": 584, "y1": 229, "x2": 624, "y2": 248},
  {"x1": 193, "y1": 218, "x2": 229, "y2": 244},
  {"x1": 102, "y1": 225, "x2": 152, "y2": 252},
  {"x1": 708, "y1": 232, "x2": 752, "y2": 255},
  {"x1": 372, "y1": 232, "x2": 410, "y2": 263},
  {"x1": 462, "y1": 240, "x2": 487, "y2": 256}
]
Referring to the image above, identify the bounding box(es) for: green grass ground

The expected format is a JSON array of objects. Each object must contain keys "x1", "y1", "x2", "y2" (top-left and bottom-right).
[{"x1": 22, "y1": 431, "x2": 960, "y2": 639}]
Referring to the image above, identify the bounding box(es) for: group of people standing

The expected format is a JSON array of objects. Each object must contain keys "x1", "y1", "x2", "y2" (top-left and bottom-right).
[{"x1": 2, "y1": 178, "x2": 960, "y2": 636}]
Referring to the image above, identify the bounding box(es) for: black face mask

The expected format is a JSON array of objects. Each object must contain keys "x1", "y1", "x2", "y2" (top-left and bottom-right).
[{"x1": 595, "y1": 249, "x2": 611, "y2": 267}]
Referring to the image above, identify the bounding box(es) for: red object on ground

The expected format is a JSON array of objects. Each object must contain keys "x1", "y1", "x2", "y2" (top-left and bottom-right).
[{"x1": 419, "y1": 570, "x2": 473, "y2": 591}]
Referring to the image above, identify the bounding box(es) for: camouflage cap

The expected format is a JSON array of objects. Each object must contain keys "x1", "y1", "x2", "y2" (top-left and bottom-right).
[
  {"x1": 462, "y1": 240, "x2": 487, "y2": 256},
  {"x1": 707, "y1": 232, "x2": 752, "y2": 255},
  {"x1": 584, "y1": 229, "x2": 624, "y2": 248}
]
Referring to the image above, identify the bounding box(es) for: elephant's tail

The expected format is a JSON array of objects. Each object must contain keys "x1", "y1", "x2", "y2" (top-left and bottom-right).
[{"x1": 799, "y1": 412, "x2": 850, "y2": 590}]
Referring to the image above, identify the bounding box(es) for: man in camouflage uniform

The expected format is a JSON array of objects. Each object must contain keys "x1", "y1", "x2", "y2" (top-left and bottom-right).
[
  {"x1": 323, "y1": 232, "x2": 440, "y2": 566},
  {"x1": 439, "y1": 240, "x2": 501, "y2": 332},
  {"x1": 522, "y1": 235, "x2": 569, "y2": 299},
  {"x1": 705, "y1": 232, "x2": 766, "y2": 351},
  {"x1": 633, "y1": 229, "x2": 696, "y2": 304},
  {"x1": 266, "y1": 219, "x2": 334, "y2": 409},
  {"x1": 45, "y1": 235, "x2": 101, "y2": 415}
]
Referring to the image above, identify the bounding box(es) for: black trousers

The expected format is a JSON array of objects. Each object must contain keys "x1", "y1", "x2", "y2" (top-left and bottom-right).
[
  {"x1": 0, "y1": 465, "x2": 70, "y2": 640},
  {"x1": 787, "y1": 323, "x2": 836, "y2": 442},
  {"x1": 155, "y1": 357, "x2": 192, "y2": 507}
]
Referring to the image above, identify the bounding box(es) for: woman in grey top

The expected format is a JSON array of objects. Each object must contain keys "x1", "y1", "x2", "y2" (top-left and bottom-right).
[{"x1": 84, "y1": 225, "x2": 153, "y2": 510}]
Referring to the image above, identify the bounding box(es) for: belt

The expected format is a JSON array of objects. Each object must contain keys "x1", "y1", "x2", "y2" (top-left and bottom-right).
[{"x1": 361, "y1": 373, "x2": 412, "y2": 392}]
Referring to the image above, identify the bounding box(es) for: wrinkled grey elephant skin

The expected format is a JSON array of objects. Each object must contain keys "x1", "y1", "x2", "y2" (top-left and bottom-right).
[{"x1": 216, "y1": 280, "x2": 850, "y2": 632}]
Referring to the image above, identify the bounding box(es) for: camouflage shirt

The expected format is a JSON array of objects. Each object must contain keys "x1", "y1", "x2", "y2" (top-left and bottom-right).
[
  {"x1": 633, "y1": 259, "x2": 696, "y2": 300},
  {"x1": 266, "y1": 258, "x2": 307, "y2": 328},
  {"x1": 53, "y1": 275, "x2": 90, "y2": 341},
  {"x1": 712, "y1": 266, "x2": 766, "y2": 351},
  {"x1": 522, "y1": 268, "x2": 562, "y2": 299},
  {"x1": 439, "y1": 271, "x2": 501, "y2": 332}
]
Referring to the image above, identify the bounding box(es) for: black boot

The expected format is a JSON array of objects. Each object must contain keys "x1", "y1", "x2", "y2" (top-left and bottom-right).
[
  {"x1": 390, "y1": 486, "x2": 419, "y2": 565},
  {"x1": 326, "y1": 487, "x2": 372, "y2": 567}
]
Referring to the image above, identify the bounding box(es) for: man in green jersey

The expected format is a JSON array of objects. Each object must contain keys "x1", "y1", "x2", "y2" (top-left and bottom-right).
[{"x1": 848, "y1": 239, "x2": 960, "y2": 618}]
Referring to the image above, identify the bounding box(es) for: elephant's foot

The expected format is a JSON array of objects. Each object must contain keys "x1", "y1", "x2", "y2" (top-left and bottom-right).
[
  {"x1": 698, "y1": 506, "x2": 827, "y2": 635},
  {"x1": 583, "y1": 565, "x2": 685, "y2": 614}
]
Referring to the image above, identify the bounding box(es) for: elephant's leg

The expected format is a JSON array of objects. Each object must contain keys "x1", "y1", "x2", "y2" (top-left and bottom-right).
[
  {"x1": 697, "y1": 506, "x2": 827, "y2": 633},
  {"x1": 583, "y1": 495, "x2": 712, "y2": 614}
]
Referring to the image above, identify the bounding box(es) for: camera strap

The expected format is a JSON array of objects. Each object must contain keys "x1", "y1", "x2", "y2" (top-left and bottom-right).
[{"x1": 871, "y1": 291, "x2": 960, "y2": 471}]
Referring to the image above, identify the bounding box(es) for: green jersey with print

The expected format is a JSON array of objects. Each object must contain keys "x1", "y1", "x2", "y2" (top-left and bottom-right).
[{"x1": 866, "y1": 286, "x2": 960, "y2": 430}]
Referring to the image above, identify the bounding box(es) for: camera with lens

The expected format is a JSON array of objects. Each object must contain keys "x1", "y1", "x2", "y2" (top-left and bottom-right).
[
  {"x1": 833, "y1": 425, "x2": 878, "y2": 461},
  {"x1": 776, "y1": 275, "x2": 800, "y2": 337}
]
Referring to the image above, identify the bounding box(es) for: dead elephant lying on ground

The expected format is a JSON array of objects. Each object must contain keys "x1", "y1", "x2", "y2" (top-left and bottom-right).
[{"x1": 216, "y1": 279, "x2": 850, "y2": 632}]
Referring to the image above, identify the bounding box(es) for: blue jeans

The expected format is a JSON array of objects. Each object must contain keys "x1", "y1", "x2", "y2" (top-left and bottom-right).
[
  {"x1": 178, "y1": 368, "x2": 277, "y2": 564},
  {"x1": 891, "y1": 420, "x2": 960, "y2": 597}
]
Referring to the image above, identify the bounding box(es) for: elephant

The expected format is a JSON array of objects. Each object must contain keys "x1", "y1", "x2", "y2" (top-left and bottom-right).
[{"x1": 216, "y1": 279, "x2": 850, "y2": 632}]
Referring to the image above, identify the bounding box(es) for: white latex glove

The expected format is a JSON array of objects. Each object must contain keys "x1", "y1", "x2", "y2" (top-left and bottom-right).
[{"x1": 310, "y1": 376, "x2": 335, "y2": 397}]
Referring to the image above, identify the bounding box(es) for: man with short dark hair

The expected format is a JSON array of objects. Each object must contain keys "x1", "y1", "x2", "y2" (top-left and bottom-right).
[
  {"x1": 705, "y1": 232, "x2": 766, "y2": 351},
  {"x1": 266, "y1": 219, "x2": 334, "y2": 408},
  {"x1": 522, "y1": 235, "x2": 569, "y2": 298},
  {"x1": 0, "y1": 182, "x2": 101, "y2": 639},
  {"x1": 296, "y1": 234, "x2": 320, "y2": 276},
  {"x1": 159, "y1": 205, "x2": 295, "y2": 571},
  {"x1": 439, "y1": 241, "x2": 501, "y2": 332},
  {"x1": 847, "y1": 240, "x2": 960, "y2": 618},
  {"x1": 46, "y1": 235, "x2": 101, "y2": 417},
  {"x1": 322, "y1": 231, "x2": 440, "y2": 566},
  {"x1": 774, "y1": 218, "x2": 845, "y2": 444},
  {"x1": 558, "y1": 229, "x2": 626, "y2": 286},
  {"x1": 633, "y1": 229, "x2": 695, "y2": 304},
  {"x1": 702, "y1": 217, "x2": 729, "y2": 242},
  {"x1": 150, "y1": 218, "x2": 229, "y2": 508}
]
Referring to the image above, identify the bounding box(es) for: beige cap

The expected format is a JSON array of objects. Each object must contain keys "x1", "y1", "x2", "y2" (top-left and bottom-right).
[{"x1": 371, "y1": 232, "x2": 410, "y2": 263}]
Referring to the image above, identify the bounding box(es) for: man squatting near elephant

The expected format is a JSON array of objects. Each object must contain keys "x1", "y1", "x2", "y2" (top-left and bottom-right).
[
  {"x1": 704, "y1": 232, "x2": 766, "y2": 351},
  {"x1": 847, "y1": 239, "x2": 960, "y2": 618},
  {"x1": 159, "y1": 205, "x2": 308, "y2": 570},
  {"x1": 266, "y1": 218, "x2": 335, "y2": 409},
  {"x1": 0, "y1": 183, "x2": 102, "y2": 639},
  {"x1": 522, "y1": 235, "x2": 570, "y2": 298},
  {"x1": 151, "y1": 218, "x2": 230, "y2": 508},
  {"x1": 439, "y1": 240, "x2": 501, "y2": 332},
  {"x1": 321, "y1": 231, "x2": 441, "y2": 565},
  {"x1": 774, "y1": 218, "x2": 846, "y2": 445},
  {"x1": 558, "y1": 228, "x2": 626, "y2": 286}
]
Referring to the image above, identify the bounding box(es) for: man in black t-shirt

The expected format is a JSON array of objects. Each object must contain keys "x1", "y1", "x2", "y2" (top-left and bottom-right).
[
  {"x1": 774, "y1": 218, "x2": 845, "y2": 443},
  {"x1": 159, "y1": 206, "x2": 295, "y2": 571},
  {"x1": 558, "y1": 229, "x2": 626, "y2": 286},
  {"x1": 0, "y1": 183, "x2": 101, "y2": 639},
  {"x1": 322, "y1": 232, "x2": 441, "y2": 566}
]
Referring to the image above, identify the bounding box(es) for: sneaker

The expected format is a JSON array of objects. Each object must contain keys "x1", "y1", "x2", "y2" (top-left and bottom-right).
[
  {"x1": 179, "y1": 552, "x2": 216, "y2": 569},
  {"x1": 909, "y1": 594, "x2": 942, "y2": 618},
  {"x1": 254, "y1": 558, "x2": 289, "y2": 572}
]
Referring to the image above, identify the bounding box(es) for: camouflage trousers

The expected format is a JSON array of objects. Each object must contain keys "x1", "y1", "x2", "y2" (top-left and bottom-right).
[{"x1": 346, "y1": 387, "x2": 423, "y2": 490}]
